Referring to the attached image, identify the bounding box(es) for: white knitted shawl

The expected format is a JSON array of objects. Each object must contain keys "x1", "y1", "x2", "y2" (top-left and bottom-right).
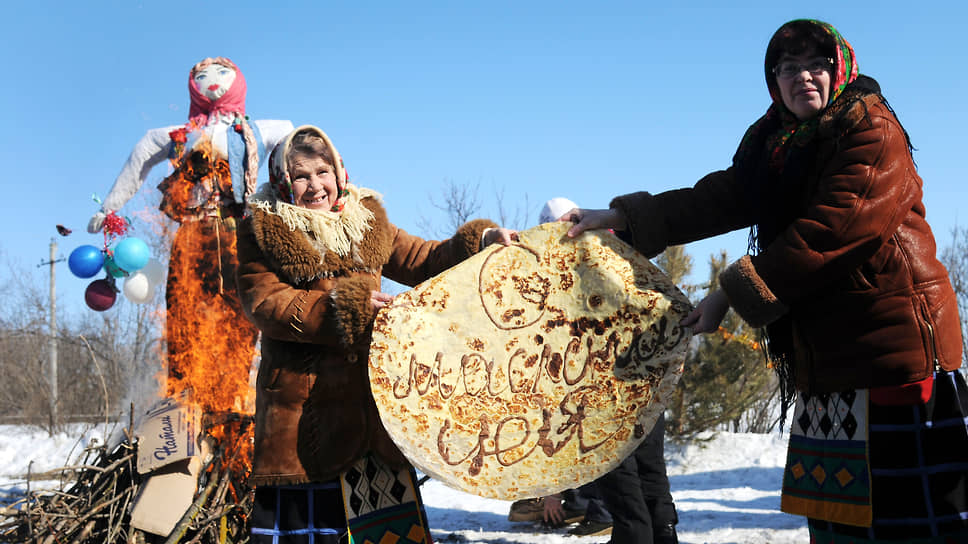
[{"x1": 248, "y1": 183, "x2": 381, "y2": 259}]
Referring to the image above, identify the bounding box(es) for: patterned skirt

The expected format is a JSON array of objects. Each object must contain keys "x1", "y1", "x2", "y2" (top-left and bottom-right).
[
  {"x1": 251, "y1": 456, "x2": 434, "y2": 544},
  {"x1": 780, "y1": 370, "x2": 968, "y2": 543}
]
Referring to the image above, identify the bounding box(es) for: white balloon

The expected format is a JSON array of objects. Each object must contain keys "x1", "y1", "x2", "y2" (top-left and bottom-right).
[
  {"x1": 123, "y1": 272, "x2": 154, "y2": 304},
  {"x1": 141, "y1": 258, "x2": 167, "y2": 286}
]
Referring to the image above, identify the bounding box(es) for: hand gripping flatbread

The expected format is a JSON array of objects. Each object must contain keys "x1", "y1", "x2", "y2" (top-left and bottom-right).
[{"x1": 368, "y1": 221, "x2": 692, "y2": 500}]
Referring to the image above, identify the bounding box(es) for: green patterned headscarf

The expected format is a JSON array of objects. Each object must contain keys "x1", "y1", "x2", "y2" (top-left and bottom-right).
[
  {"x1": 765, "y1": 19, "x2": 859, "y2": 119},
  {"x1": 735, "y1": 19, "x2": 862, "y2": 183}
]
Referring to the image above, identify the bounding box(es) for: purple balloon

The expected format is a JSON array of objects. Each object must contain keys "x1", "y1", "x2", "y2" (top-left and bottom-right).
[{"x1": 85, "y1": 279, "x2": 117, "y2": 312}]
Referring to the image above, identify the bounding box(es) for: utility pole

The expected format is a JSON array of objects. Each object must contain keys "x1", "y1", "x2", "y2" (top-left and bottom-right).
[
  {"x1": 39, "y1": 238, "x2": 64, "y2": 432},
  {"x1": 49, "y1": 239, "x2": 58, "y2": 430}
]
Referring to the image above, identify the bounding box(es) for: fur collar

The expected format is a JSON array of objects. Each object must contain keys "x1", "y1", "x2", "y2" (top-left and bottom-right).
[
  {"x1": 248, "y1": 184, "x2": 379, "y2": 257},
  {"x1": 248, "y1": 189, "x2": 394, "y2": 285},
  {"x1": 816, "y1": 89, "x2": 883, "y2": 140}
]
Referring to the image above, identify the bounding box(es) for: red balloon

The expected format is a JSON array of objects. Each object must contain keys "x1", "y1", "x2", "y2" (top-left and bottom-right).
[{"x1": 85, "y1": 279, "x2": 117, "y2": 312}]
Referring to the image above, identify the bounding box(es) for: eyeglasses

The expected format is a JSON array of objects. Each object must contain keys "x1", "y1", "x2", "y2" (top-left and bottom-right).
[{"x1": 773, "y1": 58, "x2": 834, "y2": 79}]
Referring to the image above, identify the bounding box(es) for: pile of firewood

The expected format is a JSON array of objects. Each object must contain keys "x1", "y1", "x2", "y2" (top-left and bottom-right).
[{"x1": 0, "y1": 418, "x2": 254, "y2": 544}]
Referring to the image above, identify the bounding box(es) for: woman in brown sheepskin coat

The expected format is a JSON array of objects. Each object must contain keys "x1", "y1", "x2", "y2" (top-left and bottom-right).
[
  {"x1": 564, "y1": 19, "x2": 966, "y2": 544},
  {"x1": 236, "y1": 125, "x2": 516, "y2": 543}
]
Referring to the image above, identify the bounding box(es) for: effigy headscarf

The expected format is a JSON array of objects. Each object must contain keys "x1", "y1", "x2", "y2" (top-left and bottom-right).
[{"x1": 181, "y1": 56, "x2": 261, "y2": 203}]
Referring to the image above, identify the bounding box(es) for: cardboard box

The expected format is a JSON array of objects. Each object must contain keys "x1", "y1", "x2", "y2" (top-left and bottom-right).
[
  {"x1": 135, "y1": 394, "x2": 201, "y2": 474},
  {"x1": 129, "y1": 394, "x2": 209, "y2": 536},
  {"x1": 129, "y1": 456, "x2": 203, "y2": 536}
]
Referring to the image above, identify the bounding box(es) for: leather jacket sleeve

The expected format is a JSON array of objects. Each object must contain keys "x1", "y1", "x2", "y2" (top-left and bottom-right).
[{"x1": 610, "y1": 167, "x2": 752, "y2": 258}]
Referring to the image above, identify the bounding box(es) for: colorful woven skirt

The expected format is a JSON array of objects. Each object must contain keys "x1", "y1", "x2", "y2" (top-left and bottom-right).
[
  {"x1": 251, "y1": 456, "x2": 433, "y2": 544},
  {"x1": 781, "y1": 370, "x2": 968, "y2": 543}
]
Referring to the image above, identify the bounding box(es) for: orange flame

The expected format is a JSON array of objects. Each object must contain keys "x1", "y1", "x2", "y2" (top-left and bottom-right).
[
  {"x1": 203, "y1": 414, "x2": 254, "y2": 476},
  {"x1": 152, "y1": 137, "x2": 259, "y2": 471}
]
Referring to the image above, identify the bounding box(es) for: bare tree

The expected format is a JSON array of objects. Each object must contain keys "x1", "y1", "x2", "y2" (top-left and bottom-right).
[
  {"x1": 493, "y1": 186, "x2": 531, "y2": 230},
  {"x1": 0, "y1": 243, "x2": 164, "y2": 433},
  {"x1": 940, "y1": 224, "x2": 968, "y2": 368},
  {"x1": 417, "y1": 179, "x2": 483, "y2": 237},
  {"x1": 418, "y1": 178, "x2": 533, "y2": 238},
  {"x1": 0, "y1": 255, "x2": 64, "y2": 429}
]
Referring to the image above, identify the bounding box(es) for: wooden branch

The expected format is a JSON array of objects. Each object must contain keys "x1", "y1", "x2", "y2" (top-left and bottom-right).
[
  {"x1": 68, "y1": 520, "x2": 95, "y2": 544},
  {"x1": 5, "y1": 411, "x2": 258, "y2": 544}
]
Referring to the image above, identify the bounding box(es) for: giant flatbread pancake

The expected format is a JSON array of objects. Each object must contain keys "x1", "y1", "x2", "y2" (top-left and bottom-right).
[{"x1": 369, "y1": 221, "x2": 692, "y2": 499}]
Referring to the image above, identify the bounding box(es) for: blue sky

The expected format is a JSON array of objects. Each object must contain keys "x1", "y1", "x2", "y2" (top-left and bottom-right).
[{"x1": 2, "y1": 1, "x2": 965, "y2": 316}]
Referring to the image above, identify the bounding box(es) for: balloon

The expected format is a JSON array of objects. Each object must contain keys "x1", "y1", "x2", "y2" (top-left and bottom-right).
[
  {"x1": 113, "y1": 237, "x2": 150, "y2": 272},
  {"x1": 68, "y1": 245, "x2": 104, "y2": 279},
  {"x1": 123, "y1": 272, "x2": 153, "y2": 304},
  {"x1": 85, "y1": 279, "x2": 117, "y2": 311},
  {"x1": 104, "y1": 255, "x2": 128, "y2": 278},
  {"x1": 141, "y1": 258, "x2": 167, "y2": 286}
]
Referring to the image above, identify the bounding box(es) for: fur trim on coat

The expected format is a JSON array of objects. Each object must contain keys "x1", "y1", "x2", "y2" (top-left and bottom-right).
[{"x1": 719, "y1": 255, "x2": 789, "y2": 327}]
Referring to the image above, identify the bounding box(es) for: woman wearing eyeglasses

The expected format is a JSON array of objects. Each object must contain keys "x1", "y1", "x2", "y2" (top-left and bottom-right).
[{"x1": 565, "y1": 19, "x2": 966, "y2": 543}]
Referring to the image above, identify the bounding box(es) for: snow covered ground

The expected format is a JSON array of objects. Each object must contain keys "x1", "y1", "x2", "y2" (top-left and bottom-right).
[{"x1": 0, "y1": 424, "x2": 807, "y2": 543}]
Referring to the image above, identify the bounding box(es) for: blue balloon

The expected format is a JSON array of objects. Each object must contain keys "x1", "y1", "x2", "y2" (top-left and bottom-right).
[
  {"x1": 113, "y1": 237, "x2": 150, "y2": 272},
  {"x1": 68, "y1": 245, "x2": 104, "y2": 279}
]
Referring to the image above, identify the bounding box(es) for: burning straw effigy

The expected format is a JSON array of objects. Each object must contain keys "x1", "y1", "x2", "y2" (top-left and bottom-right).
[
  {"x1": 0, "y1": 411, "x2": 254, "y2": 544},
  {"x1": 3, "y1": 55, "x2": 282, "y2": 543}
]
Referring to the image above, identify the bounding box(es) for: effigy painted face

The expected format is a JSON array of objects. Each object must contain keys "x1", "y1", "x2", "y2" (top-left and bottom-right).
[{"x1": 192, "y1": 63, "x2": 237, "y2": 101}]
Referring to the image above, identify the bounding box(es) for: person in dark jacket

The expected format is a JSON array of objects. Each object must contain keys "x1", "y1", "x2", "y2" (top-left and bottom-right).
[
  {"x1": 583, "y1": 413, "x2": 677, "y2": 542},
  {"x1": 564, "y1": 19, "x2": 966, "y2": 543},
  {"x1": 237, "y1": 125, "x2": 516, "y2": 543}
]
